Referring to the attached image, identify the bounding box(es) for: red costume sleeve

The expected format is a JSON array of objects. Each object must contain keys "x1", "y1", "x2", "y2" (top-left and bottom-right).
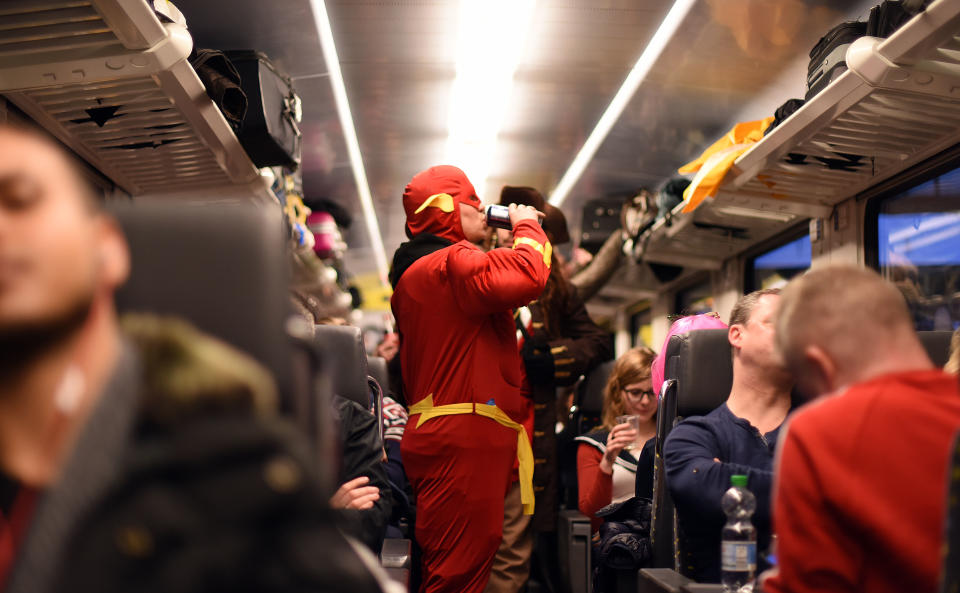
[
  {"x1": 763, "y1": 421, "x2": 860, "y2": 593},
  {"x1": 577, "y1": 443, "x2": 612, "y2": 531},
  {"x1": 446, "y1": 220, "x2": 551, "y2": 315}
]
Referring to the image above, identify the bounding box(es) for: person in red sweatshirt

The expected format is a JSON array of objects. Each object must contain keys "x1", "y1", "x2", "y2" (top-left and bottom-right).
[
  {"x1": 389, "y1": 165, "x2": 551, "y2": 593},
  {"x1": 763, "y1": 265, "x2": 960, "y2": 593}
]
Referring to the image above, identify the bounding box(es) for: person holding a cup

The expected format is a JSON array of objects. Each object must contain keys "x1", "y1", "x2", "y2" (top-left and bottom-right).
[{"x1": 575, "y1": 347, "x2": 657, "y2": 532}]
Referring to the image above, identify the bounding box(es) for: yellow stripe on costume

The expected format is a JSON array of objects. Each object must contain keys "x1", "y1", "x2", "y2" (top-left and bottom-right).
[
  {"x1": 512, "y1": 237, "x2": 552, "y2": 268},
  {"x1": 414, "y1": 193, "x2": 455, "y2": 214},
  {"x1": 409, "y1": 394, "x2": 536, "y2": 515}
]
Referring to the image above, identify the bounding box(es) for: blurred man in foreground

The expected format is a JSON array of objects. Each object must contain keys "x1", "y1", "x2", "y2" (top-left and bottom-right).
[
  {"x1": 764, "y1": 265, "x2": 960, "y2": 593},
  {"x1": 0, "y1": 125, "x2": 393, "y2": 593}
]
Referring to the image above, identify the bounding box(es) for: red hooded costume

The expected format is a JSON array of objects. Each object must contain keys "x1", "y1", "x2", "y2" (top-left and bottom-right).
[{"x1": 390, "y1": 166, "x2": 551, "y2": 593}]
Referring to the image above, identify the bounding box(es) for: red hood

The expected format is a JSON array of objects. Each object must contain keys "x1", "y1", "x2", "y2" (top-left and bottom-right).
[{"x1": 403, "y1": 165, "x2": 482, "y2": 243}]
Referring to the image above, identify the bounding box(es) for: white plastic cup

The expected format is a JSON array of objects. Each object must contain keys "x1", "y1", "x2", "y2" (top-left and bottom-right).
[{"x1": 615, "y1": 414, "x2": 642, "y2": 451}]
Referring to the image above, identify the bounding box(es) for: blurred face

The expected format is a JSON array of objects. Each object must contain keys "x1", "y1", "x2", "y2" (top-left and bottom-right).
[
  {"x1": 621, "y1": 378, "x2": 656, "y2": 422},
  {"x1": 459, "y1": 201, "x2": 488, "y2": 245},
  {"x1": 731, "y1": 294, "x2": 786, "y2": 372},
  {"x1": 0, "y1": 129, "x2": 126, "y2": 341}
]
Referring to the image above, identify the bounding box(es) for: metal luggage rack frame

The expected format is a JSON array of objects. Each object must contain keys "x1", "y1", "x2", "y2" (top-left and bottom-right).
[
  {"x1": 639, "y1": 0, "x2": 960, "y2": 269},
  {"x1": 0, "y1": 0, "x2": 272, "y2": 202}
]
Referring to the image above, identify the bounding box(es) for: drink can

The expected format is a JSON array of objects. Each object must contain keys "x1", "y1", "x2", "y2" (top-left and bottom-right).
[{"x1": 485, "y1": 204, "x2": 512, "y2": 230}]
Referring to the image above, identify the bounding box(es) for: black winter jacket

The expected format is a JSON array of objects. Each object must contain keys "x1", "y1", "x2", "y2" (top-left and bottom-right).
[
  {"x1": 333, "y1": 395, "x2": 393, "y2": 553},
  {"x1": 5, "y1": 316, "x2": 392, "y2": 593}
]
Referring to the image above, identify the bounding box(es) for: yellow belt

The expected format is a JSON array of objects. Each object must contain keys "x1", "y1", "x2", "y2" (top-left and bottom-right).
[{"x1": 408, "y1": 394, "x2": 535, "y2": 515}]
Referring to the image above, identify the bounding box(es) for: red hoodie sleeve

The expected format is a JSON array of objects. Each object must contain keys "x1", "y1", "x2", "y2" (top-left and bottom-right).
[
  {"x1": 446, "y1": 220, "x2": 551, "y2": 315},
  {"x1": 577, "y1": 442, "x2": 612, "y2": 531}
]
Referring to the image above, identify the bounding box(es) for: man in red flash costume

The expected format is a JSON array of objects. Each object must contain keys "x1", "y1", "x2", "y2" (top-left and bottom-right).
[{"x1": 389, "y1": 165, "x2": 551, "y2": 593}]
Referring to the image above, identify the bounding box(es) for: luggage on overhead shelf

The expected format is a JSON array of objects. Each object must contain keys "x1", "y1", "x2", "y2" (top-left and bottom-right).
[
  {"x1": 225, "y1": 50, "x2": 302, "y2": 170},
  {"x1": 190, "y1": 49, "x2": 247, "y2": 133},
  {"x1": 764, "y1": 98, "x2": 805, "y2": 136},
  {"x1": 806, "y1": 2, "x2": 918, "y2": 100},
  {"x1": 866, "y1": 1, "x2": 914, "y2": 37},
  {"x1": 805, "y1": 20, "x2": 866, "y2": 100},
  {"x1": 580, "y1": 197, "x2": 625, "y2": 255}
]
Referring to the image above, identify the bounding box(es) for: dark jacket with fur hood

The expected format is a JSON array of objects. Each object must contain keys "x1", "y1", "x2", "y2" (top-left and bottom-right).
[{"x1": 5, "y1": 315, "x2": 392, "y2": 593}]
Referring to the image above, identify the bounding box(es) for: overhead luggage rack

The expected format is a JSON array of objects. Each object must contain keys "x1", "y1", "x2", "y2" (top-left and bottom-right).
[
  {"x1": 638, "y1": 0, "x2": 960, "y2": 269},
  {"x1": 0, "y1": 0, "x2": 272, "y2": 201},
  {"x1": 724, "y1": 0, "x2": 960, "y2": 216}
]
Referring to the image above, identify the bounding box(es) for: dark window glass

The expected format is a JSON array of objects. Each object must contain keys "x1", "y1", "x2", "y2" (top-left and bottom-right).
[
  {"x1": 876, "y1": 166, "x2": 960, "y2": 331},
  {"x1": 675, "y1": 279, "x2": 714, "y2": 316},
  {"x1": 750, "y1": 234, "x2": 811, "y2": 290}
]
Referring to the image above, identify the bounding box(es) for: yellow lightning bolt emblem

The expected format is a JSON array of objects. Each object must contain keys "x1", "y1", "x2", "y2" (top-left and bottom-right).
[{"x1": 414, "y1": 193, "x2": 455, "y2": 214}]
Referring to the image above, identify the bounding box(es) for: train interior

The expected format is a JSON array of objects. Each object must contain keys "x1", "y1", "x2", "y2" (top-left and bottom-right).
[{"x1": 1, "y1": 0, "x2": 959, "y2": 591}]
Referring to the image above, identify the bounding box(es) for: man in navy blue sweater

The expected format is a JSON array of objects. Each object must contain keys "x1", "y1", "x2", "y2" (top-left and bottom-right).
[{"x1": 663, "y1": 289, "x2": 794, "y2": 583}]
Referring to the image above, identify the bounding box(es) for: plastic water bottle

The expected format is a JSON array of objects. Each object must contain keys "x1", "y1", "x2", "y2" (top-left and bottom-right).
[{"x1": 721, "y1": 474, "x2": 756, "y2": 593}]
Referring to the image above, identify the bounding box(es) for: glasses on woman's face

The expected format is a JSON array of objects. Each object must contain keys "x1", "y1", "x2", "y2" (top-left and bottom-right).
[{"x1": 622, "y1": 387, "x2": 656, "y2": 401}]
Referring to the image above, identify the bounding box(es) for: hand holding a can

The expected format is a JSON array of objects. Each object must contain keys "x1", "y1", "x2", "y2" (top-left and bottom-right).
[{"x1": 485, "y1": 203, "x2": 544, "y2": 230}]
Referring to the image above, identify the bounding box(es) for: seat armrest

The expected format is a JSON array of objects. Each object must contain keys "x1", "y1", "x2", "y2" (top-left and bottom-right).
[
  {"x1": 559, "y1": 509, "x2": 594, "y2": 593},
  {"x1": 637, "y1": 568, "x2": 693, "y2": 593},
  {"x1": 383, "y1": 567, "x2": 409, "y2": 589},
  {"x1": 380, "y1": 538, "x2": 412, "y2": 569},
  {"x1": 680, "y1": 585, "x2": 724, "y2": 593}
]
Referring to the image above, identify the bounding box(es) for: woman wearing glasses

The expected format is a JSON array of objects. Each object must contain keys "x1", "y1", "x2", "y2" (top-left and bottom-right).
[{"x1": 575, "y1": 347, "x2": 657, "y2": 532}]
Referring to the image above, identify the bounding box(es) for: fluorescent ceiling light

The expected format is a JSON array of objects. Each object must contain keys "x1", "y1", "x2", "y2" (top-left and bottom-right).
[
  {"x1": 310, "y1": 0, "x2": 390, "y2": 286},
  {"x1": 446, "y1": 0, "x2": 537, "y2": 194},
  {"x1": 714, "y1": 205, "x2": 796, "y2": 222},
  {"x1": 548, "y1": 0, "x2": 697, "y2": 208}
]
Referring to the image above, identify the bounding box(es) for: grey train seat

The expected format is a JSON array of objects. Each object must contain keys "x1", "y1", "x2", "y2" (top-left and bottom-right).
[
  {"x1": 368, "y1": 356, "x2": 390, "y2": 398},
  {"x1": 917, "y1": 330, "x2": 954, "y2": 368},
  {"x1": 558, "y1": 359, "x2": 615, "y2": 593},
  {"x1": 940, "y1": 429, "x2": 960, "y2": 593},
  {"x1": 651, "y1": 329, "x2": 732, "y2": 575},
  {"x1": 313, "y1": 324, "x2": 371, "y2": 409},
  {"x1": 111, "y1": 201, "x2": 295, "y2": 402}
]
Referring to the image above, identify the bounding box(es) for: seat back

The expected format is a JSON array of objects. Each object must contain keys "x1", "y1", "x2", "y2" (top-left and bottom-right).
[
  {"x1": 650, "y1": 329, "x2": 732, "y2": 573},
  {"x1": 573, "y1": 359, "x2": 615, "y2": 434},
  {"x1": 940, "y1": 429, "x2": 960, "y2": 593},
  {"x1": 917, "y1": 330, "x2": 954, "y2": 368},
  {"x1": 313, "y1": 324, "x2": 370, "y2": 409},
  {"x1": 560, "y1": 359, "x2": 615, "y2": 510},
  {"x1": 368, "y1": 356, "x2": 390, "y2": 396},
  {"x1": 111, "y1": 201, "x2": 294, "y2": 401}
]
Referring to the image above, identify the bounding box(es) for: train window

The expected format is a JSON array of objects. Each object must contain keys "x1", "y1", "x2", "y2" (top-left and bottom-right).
[
  {"x1": 675, "y1": 278, "x2": 714, "y2": 317},
  {"x1": 628, "y1": 301, "x2": 652, "y2": 348},
  {"x1": 747, "y1": 233, "x2": 811, "y2": 291},
  {"x1": 873, "y1": 165, "x2": 960, "y2": 331}
]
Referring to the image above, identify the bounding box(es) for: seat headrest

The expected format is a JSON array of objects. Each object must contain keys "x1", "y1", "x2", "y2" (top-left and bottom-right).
[
  {"x1": 917, "y1": 330, "x2": 954, "y2": 368},
  {"x1": 665, "y1": 329, "x2": 732, "y2": 418},
  {"x1": 313, "y1": 324, "x2": 369, "y2": 408},
  {"x1": 368, "y1": 356, "x2": 389, "y2": 396},
  {"x1": 111, "y1": 202, "x2": 292, "y2": 397},
  {"x1": 578, "y1": 359, "x2": 616, "y2": 414}
]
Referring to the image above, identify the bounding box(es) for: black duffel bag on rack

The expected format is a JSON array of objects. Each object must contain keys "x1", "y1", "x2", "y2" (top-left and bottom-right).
[
  {"x1": 806, "y1": 1, "x2": 918, "y2": 100},
  {"x1": 805, "y1": 20, "x2": 866, "y2": 100},
  {"x1": 225, "y1": 50, "x2": 302, "y2": 170},
  {"x1": 866, "y1": 0, "x2": 914, "y2": 37},
  {"x1": 190, "y1": 49, "x2": 247, "y2": 133}
]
